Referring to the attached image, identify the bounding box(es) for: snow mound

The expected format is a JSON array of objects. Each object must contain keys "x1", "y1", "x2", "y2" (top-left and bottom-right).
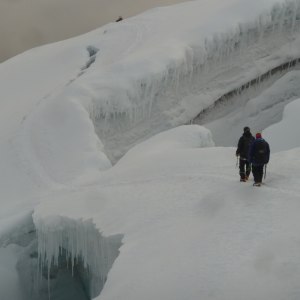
[
  {"x1": 121, "y1": 124, "x2": 214, "y2": 157},
  {"x1": 263, "y1": 98, "x2": 300, "y2": 153},
  {"x1": 24, "y1": 93, "x2": 112, "y2": 185}
]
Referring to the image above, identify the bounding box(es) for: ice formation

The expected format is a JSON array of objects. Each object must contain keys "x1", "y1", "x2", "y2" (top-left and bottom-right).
[
  {"x1": 192, "y1": 58, "x2": 300, "y2": 125},
  {"x1": 16, "y1": 216, "x2": 123, "y2": 300},
  {"x1": 0, "y1": 211, "x2": 123, "y2": 300}
]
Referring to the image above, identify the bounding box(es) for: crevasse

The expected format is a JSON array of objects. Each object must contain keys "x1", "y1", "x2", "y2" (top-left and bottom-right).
[{"x1": 16, "y1": 216, "x2": 122, "y2": 300}]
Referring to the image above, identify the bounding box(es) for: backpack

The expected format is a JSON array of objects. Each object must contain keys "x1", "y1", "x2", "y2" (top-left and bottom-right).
[
  {"x1": 242, "y1": 136, "x2": 254, "y2": 158},
  {"x1": 253, "y1": 141, "x2": 268, "y2": 164}
]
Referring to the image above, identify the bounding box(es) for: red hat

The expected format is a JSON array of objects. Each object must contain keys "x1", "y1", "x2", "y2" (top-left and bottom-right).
[{"x1": 256, "y1": 133, "x2": 262, "y2": 138}]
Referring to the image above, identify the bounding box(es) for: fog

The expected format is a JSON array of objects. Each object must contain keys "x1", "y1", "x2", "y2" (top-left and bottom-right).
[{"x1": 0, "y1": 0, "x2": 191, "y2": 63}]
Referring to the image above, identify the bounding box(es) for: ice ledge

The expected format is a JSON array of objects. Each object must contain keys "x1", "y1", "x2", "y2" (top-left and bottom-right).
[
  {"x1": 31, "y1": 216, "x2": 123, "y2": 299},
  {"x1": 0, "y1": 213, "x2": 123, "y2": 300}
]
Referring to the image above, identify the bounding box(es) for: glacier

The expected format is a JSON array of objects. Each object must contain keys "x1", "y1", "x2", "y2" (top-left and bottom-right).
[{"x1": 1, "y1": 0, "x2": 300, "y2": 299}]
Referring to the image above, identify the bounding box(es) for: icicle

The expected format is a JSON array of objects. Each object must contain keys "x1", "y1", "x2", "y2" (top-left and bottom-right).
[{"x1": 35, "y1": 218, "x2": 123, "y2": 299}]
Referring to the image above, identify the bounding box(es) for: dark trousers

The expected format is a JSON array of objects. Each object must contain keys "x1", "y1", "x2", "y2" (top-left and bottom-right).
[
  {"x1": 239, "y1": 158, "x2": 251, "y2": 179},
  {"x1": 252, "y1": 165, "x2": 264, "y2": 183}
]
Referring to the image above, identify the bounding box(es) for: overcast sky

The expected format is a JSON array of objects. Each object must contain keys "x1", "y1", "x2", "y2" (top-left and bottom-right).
[{"x1": 0, "y1": 0, "x2": 191, "y2": 63}]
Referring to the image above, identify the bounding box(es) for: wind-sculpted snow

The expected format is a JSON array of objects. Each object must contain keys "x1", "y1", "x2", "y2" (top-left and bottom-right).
[
  {"x1": 119, "y1": 125, "x2": 215, "y2": 160},
  {"x1": 22, "y1": 90, "x2": 112, "y2": 185}
]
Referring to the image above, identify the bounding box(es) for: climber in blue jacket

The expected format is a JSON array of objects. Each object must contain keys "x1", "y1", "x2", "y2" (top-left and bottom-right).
[{"x1": 248, "y1": 133, "x2": 270, "y2": 187}]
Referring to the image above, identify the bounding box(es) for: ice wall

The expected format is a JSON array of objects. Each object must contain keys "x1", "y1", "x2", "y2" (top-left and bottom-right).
[
  {"x1": 15, "y1": 216, "x2": 123, "y2": 300},
  {"x1": 193, "y1": 57, "x2": 300, "y2": 125}
]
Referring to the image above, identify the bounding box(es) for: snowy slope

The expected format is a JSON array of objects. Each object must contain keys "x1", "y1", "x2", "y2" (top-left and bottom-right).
[{"x1": 1, "y1": 0, "x2": 300, "y2": 299}]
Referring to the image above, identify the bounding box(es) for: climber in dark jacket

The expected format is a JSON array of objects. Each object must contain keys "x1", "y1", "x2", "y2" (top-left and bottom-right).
[
  {"x1": 116, "y1": 16, "x2": 123, "y2": 22},
  {"x1": 236, "y1": 126, "x2": 255, "y2": 182}
]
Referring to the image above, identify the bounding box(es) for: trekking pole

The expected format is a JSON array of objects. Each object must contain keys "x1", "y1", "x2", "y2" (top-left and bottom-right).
[{"x1": 264, "y1": 164, "x2": 267, "y2": 180}]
